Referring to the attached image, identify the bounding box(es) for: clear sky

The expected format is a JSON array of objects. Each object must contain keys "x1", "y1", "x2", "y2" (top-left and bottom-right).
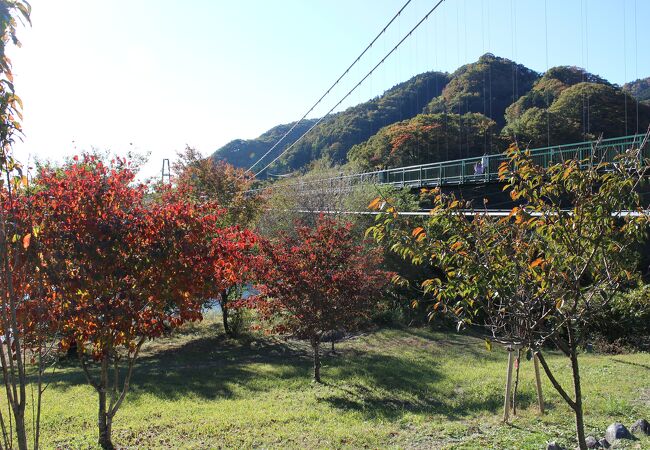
[{"x1": 10, "y1": 0, "x2": 650, "y2": 179}]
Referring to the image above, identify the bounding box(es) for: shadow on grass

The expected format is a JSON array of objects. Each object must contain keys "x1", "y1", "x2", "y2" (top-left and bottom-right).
[
  {"x1": 39, "y1": 328, "x2": 524, "y2": 421},
  {"x1": 317, "y1": 350, "x2": 533, "y2": 420},
  {"x1": 41, "y1": 333, "x2": 313, "y2": 401},
  {"x1": 611, "y1": 358, "x2": 650, "y2": 370}
]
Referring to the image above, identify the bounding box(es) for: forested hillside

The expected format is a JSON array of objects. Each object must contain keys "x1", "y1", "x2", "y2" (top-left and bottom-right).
[
  {"x1": 625, "y1": 77, "x2": 650, "y2": 103},
  {"x1": 213, "y1": 71, "x2": 449, "y2": 173},
  {"x1": 212, "y1": 54, "x2": 650, "y2": 175},
  {"x1": 210, "y1": 119, "x2": 318, "y2": 170},
  {"x1": 423, "y1": 54, "x2": 539, "y2": 127}
]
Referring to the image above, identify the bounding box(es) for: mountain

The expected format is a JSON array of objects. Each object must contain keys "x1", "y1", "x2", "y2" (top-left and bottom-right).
[
  {"x1": 624, "y1": 77, "x2": 650, "y2": 106},
  {"x1": 212, "y1": 71, "x2": 450, "y2": 174},
  {"x1": 211, "y1": 119, "x2": 318, "y2": 171},
  {"x1": 503, "y1": 67, "x2": 650, "y2": 147},
  {"x1": 424, "y1": 53, "x2": 539, "y2": 127},
  {"x1": 213, "y1": 54, "x2": 649, "y2": 176}
]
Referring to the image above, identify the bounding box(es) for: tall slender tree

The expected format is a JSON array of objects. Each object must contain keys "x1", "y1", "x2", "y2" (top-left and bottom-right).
[{"x1": 0, "y1": 3, "x2": 51, "y2": 449}]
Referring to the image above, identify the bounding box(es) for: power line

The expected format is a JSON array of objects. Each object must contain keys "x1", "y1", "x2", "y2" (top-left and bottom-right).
[
  {"x1": 254, "y1": 0, "x2": 447, "y2": 177},
  {"x1": 244, "y1": 0, "x2": 414, "y2": 175}
]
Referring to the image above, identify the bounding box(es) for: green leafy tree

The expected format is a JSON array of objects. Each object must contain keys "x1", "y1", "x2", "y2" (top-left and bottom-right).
[
  {"x1": 624, "y1": 76, "x2": 650, "y2": 106},
  {"x1": 368, "y1": 137, "x2": 650, "y2": 450}
]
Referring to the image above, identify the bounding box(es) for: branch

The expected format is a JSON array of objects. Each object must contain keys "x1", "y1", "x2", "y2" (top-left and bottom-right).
[
  {"x1": 535, "y1": 351, "x2": 576, "y2": 410},
  {"x1": 109, "y1": 337, "x2": 145, "y2": 418},
  {"x1": 78, "y1": 351, "x2": 100, "y2": 392}
]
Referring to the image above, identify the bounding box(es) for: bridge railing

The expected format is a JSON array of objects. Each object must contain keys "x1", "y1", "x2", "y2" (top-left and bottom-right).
[
  {"x1": 376, "y1": 133, "x2": 646, "y2": 188},
  {"x1": 253, "y1": 134, "x2": 647, "y2": 193}
]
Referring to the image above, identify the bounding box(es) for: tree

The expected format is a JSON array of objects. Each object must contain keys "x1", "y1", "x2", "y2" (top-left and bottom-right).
[
  {"x1": 0, "y1": 181, "x2": 59, "y2": 450},
  {"x1": 0, "y1": 2, "x2": 47, "y2": 449},
  {"x1": 32, "y1": 155, "x2": 256, "y2": 450},
  {"x1": 173, "y1": 147, "x2": 263, "y2": 336},
  {"x1": 367, "y1": 135, "x2": 650, "y2": 450},
  {"x1": 254, "y1": 216, "x2": 391, "y2": 382}
]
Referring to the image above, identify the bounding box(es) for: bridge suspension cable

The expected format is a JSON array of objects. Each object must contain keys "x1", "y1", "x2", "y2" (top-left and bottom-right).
[
  {"x1": 244, "y1": 0, "x2": 415, "y2": 175},
  {"x1": 254, "y1": 0, "x2": 447, "y2": 178}
]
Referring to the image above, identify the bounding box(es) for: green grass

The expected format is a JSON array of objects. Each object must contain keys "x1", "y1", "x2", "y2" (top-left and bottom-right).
[{"x1": 27, "y1": 318, "x2": 650, "y2": 449}]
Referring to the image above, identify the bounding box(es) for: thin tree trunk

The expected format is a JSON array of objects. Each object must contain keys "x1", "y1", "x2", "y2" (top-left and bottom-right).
[
  {"x1": 311, "y1": 337, "x2": 321, "y2": 383},
  {"x1": 0, "y1": 408, "x2": 9, "y2": 449},
  {"x1": 97, "y1": 356, "x2": 114, "y2": 450},
  {"x1": 221, "y1": 290, "x2": 230, "y2": 336},
  {"x1": 568, "y1": 327, "x2": 587, "y2": 450},
  {"x1": 97, "y1": 406, "x2": 113, "y2": 450},
  {"x1": 512, "y1": 348, "x2": 521, "y2": 416},
  {"x1": 1, "y1": 169, "x2": 28, "y2": 450}
]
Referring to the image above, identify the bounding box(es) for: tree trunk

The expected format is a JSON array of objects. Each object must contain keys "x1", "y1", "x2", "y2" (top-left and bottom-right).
[
  {"x1": 221, "y1": 290, "x2": 231, "y2": 336},
  {"x1": 512, "y1": 348, "x2": 521, "y2": 416},
  {"x1": 98, "y1": 407, "x2": 113, "y2": 450},
  {"x1": 66, "y1": 340, "x2": 78, "y2": 358},
  {"x1": 97, "y1": 358, "x2": 114, "y2": 450},
  {"x1": 311, "y1": 337, "x2": 321, "y2": 383},
  {"x1": 14, "y1": 408, "x2": 27, "y2": 450},
  {"x1": 568, "y1": 334, "x2": 587, "y2": 450}
]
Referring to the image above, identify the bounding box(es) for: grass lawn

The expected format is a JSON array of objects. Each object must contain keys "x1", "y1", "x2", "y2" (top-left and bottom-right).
[{"x1": 28, "y1": 316, "x2": 650, "y2": 449}]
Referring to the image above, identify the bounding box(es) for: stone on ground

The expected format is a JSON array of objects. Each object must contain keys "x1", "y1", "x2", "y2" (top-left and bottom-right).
[
  {"x1": 630, "y1": 418, "x2": 650, "y2": 436},
  {"x1": 585, "y1": 435, "x2": 600, "y2": 448},
  {"x1": 605, "y1": 423, "x2": 635, "y2": 442}
]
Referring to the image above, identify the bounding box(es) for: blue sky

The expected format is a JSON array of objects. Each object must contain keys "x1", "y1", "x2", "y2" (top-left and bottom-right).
[{"x1": 11, "y1": 0, "x2": 650, "y2": 178}]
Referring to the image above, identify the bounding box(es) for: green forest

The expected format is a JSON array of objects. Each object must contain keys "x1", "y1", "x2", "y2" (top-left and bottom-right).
[{"x1": 213, "y1": 54, "x2": 650, "y2": 175}]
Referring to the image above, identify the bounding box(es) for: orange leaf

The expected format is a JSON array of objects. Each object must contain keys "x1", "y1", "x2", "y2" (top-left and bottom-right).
[
  {"x1": 368, "y1": 197, "x2": 383, "y2": 210},
  {"x1": 22, "y1": 233, "x2": 31, "y2": 249},
  {"x1": 412, "y1": 227, "x2": 424, "y2": 237},
  {"x1": 450, "y1": 241, "x2": 462, "y2": 251},
  {"x1": 529, "y1": 257, "x2": 544, "y2": 269}
]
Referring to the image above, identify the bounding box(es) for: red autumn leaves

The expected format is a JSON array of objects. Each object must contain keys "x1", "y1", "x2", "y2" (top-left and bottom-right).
[
  {"x1": 9, "y1": 155, "x2": 258, "y2": 358},
  {"x1": 253, "y1": 216, "x2": 392, "y2": 343},
  {"x1": 6, "y1": 155, "x2": 388, "y2": 361}
]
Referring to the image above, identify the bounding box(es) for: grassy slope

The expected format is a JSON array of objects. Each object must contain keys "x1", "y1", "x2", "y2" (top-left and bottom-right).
[{"x1": 33, "y1": 318, "x2": 650, "y2": 449}]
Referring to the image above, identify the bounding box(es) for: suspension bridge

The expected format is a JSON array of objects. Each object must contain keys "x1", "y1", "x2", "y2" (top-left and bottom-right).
[{"x1": 251, "y1": 133, "x2": 648, "y2": 195}]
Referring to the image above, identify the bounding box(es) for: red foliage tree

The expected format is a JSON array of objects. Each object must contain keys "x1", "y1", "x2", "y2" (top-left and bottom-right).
[
  {"x1": 172, "y1": 148, "x2": 265, "y2": 335},
  {"x1": 31, "y1": 155, "x2": 256, "y2": 450},
  {"x1": 255, "y1": 216, "x2": 391, "y2": 382},
  {"x1": 0, "y1": 176, "x2": 57, "y2": 450}
]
